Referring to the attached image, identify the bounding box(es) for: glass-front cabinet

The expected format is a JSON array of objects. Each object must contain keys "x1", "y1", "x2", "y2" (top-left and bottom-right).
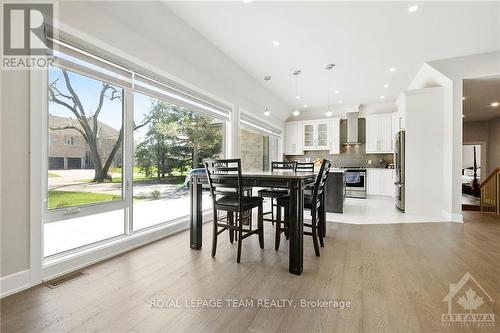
[
  {"x1": 303, "y1": 123, "x2": 315, "y2": 149},
  {"x1": 317, "y1": 123, "x2": 329, "y2": 148},
  {"x1": 302, "y1": 120, "x2": 330, "y2": 150}
]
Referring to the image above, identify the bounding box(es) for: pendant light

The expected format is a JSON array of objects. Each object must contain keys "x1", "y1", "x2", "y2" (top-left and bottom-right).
[
  {"x1": 325, "y1": 64, "x2": 335, "y2": 117},
  {"x1": 264, "y1": 107, "x2": 271, "y2": 117},
  {"x1": 292, "y1": 70, "x2": 302, "y2": 116},
  {"x1": 263, "y1": 75, "x2": 272, "y2": 117}
]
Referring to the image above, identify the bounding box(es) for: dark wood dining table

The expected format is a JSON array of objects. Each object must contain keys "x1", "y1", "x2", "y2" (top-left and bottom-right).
[{"x1": 189, "y1": 170, "x2": 326, "y2": 275}]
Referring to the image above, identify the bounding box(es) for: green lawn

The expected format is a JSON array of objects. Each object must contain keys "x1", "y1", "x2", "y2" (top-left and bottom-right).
[
  {"x1": 48, "y1": 172, "x2": 60, "y2": 178},
  {"x1": 48, "y1": 191, "x2": 120, "y2": 209},
  {"x1": 48, "y1": 190, "x2": 146, "y2": 209}
]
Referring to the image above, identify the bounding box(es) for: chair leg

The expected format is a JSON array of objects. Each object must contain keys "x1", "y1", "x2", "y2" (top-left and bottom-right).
[
  {"x1": 234, "y1": 212, "x2": 238, "y2": 241},
  {"x1": 237, "y1": 211, "x2": 243, "y2": 263},
  {"x1": 284, "y1": 208, "x2": 289, "y2": 240},
  {"x1": 271, "y1": 198, "x2": 275, "y2": 225},
  {"x1": 211, "y1": 210, "x2": 218, "y2": 257},
  {"x1": 318, "y1": 219, "x2": 324, "y2": 248},
  {"x1": 258, "y1": 202, "x2": 264, "y2": 249},
  {"x1": 228, "y1": 212, "x2": 234, "y2": 243},
  {"x1": 311, "y1": 208, "x2": 320, "y2": 257},
  {"x1": 275, "y1": 205, "x2": 281, "y2": 250}
]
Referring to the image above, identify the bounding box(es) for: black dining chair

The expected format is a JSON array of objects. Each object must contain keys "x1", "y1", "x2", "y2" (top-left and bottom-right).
[
  {"x1": 257, "y1": 161, "x2": 296, "y2": 225},
  {"x1": 295, "y1": 161, "x2": 315, "y2": 194},
  {"x1": 275, "y1": 159, "x2": 332, "y2": 256},
  {"x1": 295, "y1": 162, "x2": 315, "y2": 173},
  {"x1": 204, "y1": 159, "x2": 264, "y2": 263}
]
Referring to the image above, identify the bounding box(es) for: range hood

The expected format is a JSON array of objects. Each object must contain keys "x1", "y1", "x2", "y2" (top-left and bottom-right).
[{"x1": 344, "y1": 111, "x2": 361, "y2": 145}]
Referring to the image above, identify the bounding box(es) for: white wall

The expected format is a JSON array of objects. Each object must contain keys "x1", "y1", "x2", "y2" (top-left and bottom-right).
[
  {"x1": 0, "y1": 1, "x2": 290, "y2": 281},
  {"x1": 428, "y1": 51, "x2": 500, "y2": 217},
  {"x1": 404, "y1": 87, "x2": 447, "y2": 218},
  {"x1": 1, "y1": 71, "x2": 31, "y2": 277}
]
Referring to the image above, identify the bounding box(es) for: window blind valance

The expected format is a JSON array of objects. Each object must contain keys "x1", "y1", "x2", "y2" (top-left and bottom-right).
[
  {"x1": 240, "y1": 113, "x2": 282, "y2": 137},
  {"x1": 49, "y1": 37, "x2": 231, "y2": 121}
]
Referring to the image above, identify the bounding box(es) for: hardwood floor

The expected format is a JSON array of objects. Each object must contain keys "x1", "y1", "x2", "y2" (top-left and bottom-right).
[{"x1": 1, "y1": 212, "x2": 499, "y2": 332}]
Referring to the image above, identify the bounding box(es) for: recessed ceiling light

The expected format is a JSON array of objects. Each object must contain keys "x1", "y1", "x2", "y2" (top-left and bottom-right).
[
  {"x1": 389, "y1": 67, "x2": 396, "y2": 72},
  {"x1": 264, "y1": 107, "x2": 270, "y2": 117},
  {"x1": 303, "y1": 104, "x2": 308, "y2": 108},
  {"x1": 380, "y1": 96, "x2": 386, "y2": 99},
  {"x1": 384, "y1": 84, "x2": 389, "y2": 88},
  {"x1": 325, "y1": 111, "x2": 333, "y2": 117},
  {"x1": 293, "y1": 108, "x2": 300, "y2": 117},
  {"x1": 408, "y1": 5, "x2": 419, "y2": 13},
  {"x1": 273, "y1": 41, "x2": 280, "y2": 47},
  {"x1": 491, "y1": 102, "x2": 499, "y2": 107},
  {"x1": 295, "y1": 95, "x2": 300, "y2": 100},
  {"x1": 335, "y1": 90, "x2": 340, "y2": 94},
  {"x1": 337, "y1": 100, "x2": 343, "y2": 104}
]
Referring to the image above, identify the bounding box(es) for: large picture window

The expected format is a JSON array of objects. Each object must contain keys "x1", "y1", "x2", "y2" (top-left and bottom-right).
[
  {"x1": 132, "y1": 93, "x2": 224, "y2": 231},
  {"x1": 45, "y1": 66, "x2": 126, "y2": 256},
  {"x1": 43, "y1": 39, "x2": 229, "y2": 258},
  {"x1": 240, "y1": 120, "x2": 280, "y2": 172}
]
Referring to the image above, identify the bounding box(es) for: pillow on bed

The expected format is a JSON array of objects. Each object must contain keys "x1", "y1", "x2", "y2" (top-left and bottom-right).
[{"x1": 464, "y1": 169, "x2": 475, "y2": 177}]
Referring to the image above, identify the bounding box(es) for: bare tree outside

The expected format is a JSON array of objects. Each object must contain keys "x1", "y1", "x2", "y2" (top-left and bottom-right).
[{"x1": 48, "y1": 69, "x2": 150, "y2": 182}]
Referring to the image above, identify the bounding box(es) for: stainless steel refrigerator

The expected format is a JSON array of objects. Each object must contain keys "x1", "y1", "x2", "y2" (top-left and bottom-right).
[{"x1": 394, "y1": 130, "x2": 405, "y2": 212}]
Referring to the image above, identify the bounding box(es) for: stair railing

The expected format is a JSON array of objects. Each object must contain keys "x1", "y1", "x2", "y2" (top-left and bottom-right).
[{"x1": 480, "y1": 168, "x2": 500, "y2": 214}]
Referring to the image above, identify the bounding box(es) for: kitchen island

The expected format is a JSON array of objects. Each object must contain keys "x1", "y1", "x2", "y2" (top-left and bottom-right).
[{"x1": 326, "y1": 169, "x2": 346, "y2": 213}]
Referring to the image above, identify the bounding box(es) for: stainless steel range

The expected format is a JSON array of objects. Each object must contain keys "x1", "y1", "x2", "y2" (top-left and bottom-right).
[{"x1": 344, "y1": 168, "x2": 367, "y2": 199}]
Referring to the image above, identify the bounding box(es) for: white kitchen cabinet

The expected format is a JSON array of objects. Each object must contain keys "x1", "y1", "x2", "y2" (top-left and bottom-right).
[
  {"x1": 367, "y1": 168, "x2": 394, "y2": 196},
  {"x1": 302, "y1": 120, "x2": 330, "y2": 150},
  {"x1": 366, "y1": 114, "x2": 393, "y2": 153},
  {"x1": 328, "y1": 118, "x2": 341, "y2": 154},
  {"x1": 284, "y1": 122, "x2": 304, "y2": 155}
]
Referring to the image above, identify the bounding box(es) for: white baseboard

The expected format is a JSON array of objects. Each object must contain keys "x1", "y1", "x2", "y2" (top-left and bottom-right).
[
  {"x1": 442, "y1": 210, "x2": 464, "y2": 223},
  {"x1": 0, "y1": 269, "x2": 31, "y2": 298},
  {"x1": 449, "y1": 213, "x2": 464, "y2": 223}
]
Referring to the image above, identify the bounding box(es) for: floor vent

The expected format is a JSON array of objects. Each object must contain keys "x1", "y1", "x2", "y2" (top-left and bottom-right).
[{"x1": 46, "y1": 271, "x2": 87, "y2": 289}]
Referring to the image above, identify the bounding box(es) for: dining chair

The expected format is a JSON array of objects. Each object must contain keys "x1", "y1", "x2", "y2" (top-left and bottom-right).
[
  {"x1": 257, "y1": 161, "x2": 296, "y2": 225},
  {"x1": 295, "y1": 161, "x2": 315, "y2": 194},
  {"x1": 204, "y1": 159, "x2": 264, "y2": 263},
  {"x1": 275, "y1": 159, "x2": 332, "y2": 256},
  {"x1": 295, "y1": 162, "x2": 315, "y2": 172}
]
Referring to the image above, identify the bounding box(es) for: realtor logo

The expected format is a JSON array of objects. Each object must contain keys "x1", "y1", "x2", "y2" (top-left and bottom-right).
[
  {"x1": 3, "y1": 2, "x2": 53, "y2": 55},
  {"x1": 2, "y1": 2, "x2": 55, "y2": 69},
  {"x1": 442, "y1": 272, "x2": 495, "y2": 328}
]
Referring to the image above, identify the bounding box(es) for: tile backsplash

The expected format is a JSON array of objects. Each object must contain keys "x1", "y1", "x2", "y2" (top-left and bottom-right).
[{"x1": 285, "y1": 118, "x2": 394, "y2": 168}]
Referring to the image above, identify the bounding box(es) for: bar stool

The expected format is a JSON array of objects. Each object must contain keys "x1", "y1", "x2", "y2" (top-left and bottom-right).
[
  {"x1": 275, "y1": 159, "x2": 332, "y2": 256},
  {"x1": 204, "y1": 159, "x2": 264, "y2": 263},
  {"x1": 257, "y1": 161, "x2": 296, "y2": 225}
]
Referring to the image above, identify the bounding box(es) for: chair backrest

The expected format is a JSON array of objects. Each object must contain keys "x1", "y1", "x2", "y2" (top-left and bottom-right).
[
  {"x1": 271, "y1": 161, "x2": 296, "y2": 171},
  {"x1": 295, "y1": 162, "x2": 315, "y2": 173},
  {"x1": 312, "y1": 159, "x2": 332, "y2": 203},
  {"x1": 204, "y1": 159, "x2": 243, "y2": 205}
]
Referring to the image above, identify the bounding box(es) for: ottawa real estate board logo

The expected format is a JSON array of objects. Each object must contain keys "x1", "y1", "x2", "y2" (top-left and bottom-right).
[
  {"x1": 1, "y1": 2, "x2": 55, "y2": 69},
  {"x1": 442, "y1": 272, "x2": 495, "y2": 328}
]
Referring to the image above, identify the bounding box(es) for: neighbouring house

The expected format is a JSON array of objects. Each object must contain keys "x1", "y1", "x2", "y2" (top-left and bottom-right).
[{"x1": 48, "y1": 114, "x2": 122, "y2": 170}]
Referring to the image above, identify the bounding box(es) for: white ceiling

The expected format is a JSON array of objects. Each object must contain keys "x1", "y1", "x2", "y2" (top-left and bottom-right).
[
  {"x1": 463, "y1": 76, "x2": 500, "y2": 122},
  {"x1": 164, "y1": 1, "x2": 500, "y2": 115}
]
